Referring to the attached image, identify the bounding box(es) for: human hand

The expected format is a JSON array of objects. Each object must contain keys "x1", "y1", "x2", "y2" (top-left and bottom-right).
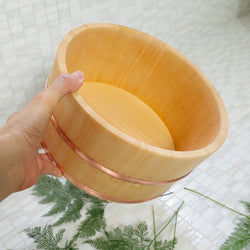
[{"x1": 0, "y1": 71, "x2": 84, "y2": 201}]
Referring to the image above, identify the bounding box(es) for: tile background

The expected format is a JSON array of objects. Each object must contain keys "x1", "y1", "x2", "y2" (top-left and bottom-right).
[{"x1": 0, "y1": 0, "x2": 249, "y2": 249}]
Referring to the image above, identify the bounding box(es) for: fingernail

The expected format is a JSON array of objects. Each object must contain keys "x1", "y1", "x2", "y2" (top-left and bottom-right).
[{"x1": 72, "y1": 71, "x2": 84, "y2": 82}]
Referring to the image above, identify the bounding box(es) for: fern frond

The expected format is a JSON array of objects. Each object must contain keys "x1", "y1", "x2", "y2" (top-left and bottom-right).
[
  {"x1": 135, "y1": 222, "x2": 149, "y2": 243},
  {"x1": 77, "y1": 203, "x2": 106, "y2": 238},
  {"x1": 24, "y1": 225, "x2": 65, "y2": 250},
  {"x1": 32, "y1": 176, "x2": 63, "y2": 198},
  {"x1": 85, "y1": 223, "x2": 146, "y2": 250},
  {"x1": 240, "y1": 201, "x2": 250, "y2": 214},
  {"x1": 53, "y1": 199, "x2": 84, "y2": 226},
  {"x1": 32, "y1": 176, "x2": 107, "y2": 227},
  {"x1": 155, "y1": 237, "x2": 177, "y2": 250},
  {"x1": 220, "y1": 216, "x2": 250, "y2": 250},
  {"x1": 43, "y1": 199, "x2": 69, "y2": 217},
  {"x1": 84, "y1": 221, "x2": 176, "y2": 250},
  {"x1": 28, "y1": 176, "x2": 181, "y2": 250}
]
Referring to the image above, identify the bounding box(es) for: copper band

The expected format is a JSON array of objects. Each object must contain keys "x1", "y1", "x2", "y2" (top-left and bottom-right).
[
  {"x1": 41, "y1": 140, "x2": 166, "y2": 203},
  {"x1": 44, "y1": 76, "x2": 191, "y2": 186},
  {"x1": 41, "y1": 140, "x2": 64, "y2": 175}
]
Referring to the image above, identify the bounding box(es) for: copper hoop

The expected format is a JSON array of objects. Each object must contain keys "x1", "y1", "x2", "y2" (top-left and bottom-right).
[
  {"x1": 41, "y1": 140, "x2": 166, "y2": 204},
  {"x1": 43, "y1": 76, "x2": 191, "y2": 186}
]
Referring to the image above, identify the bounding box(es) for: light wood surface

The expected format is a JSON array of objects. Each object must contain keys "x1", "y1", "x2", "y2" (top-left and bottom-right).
[
  {"x1": 43, "y1": 23, "x2": 228, "y2": 202},
  {"x1": 78, "y1": 81, "x2": 175, "y2": 150},
  {"x1": 44, "y1": 121, "x2": 172, "y2": 202}
]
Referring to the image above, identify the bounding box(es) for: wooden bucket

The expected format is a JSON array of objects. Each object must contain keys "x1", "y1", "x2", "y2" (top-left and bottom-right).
[{"x1": 43, "y1": 23, "x2": 228, "y2": 203}]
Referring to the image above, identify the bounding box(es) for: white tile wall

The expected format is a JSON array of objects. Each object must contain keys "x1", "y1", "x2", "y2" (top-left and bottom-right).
[{"x1": 0, "y1": 0, "x2": 250, "y2": 249}]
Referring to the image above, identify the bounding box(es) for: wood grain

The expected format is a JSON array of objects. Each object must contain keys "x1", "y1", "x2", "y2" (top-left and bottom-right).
[
  {"x1": 44, "y1": 121, "x2": 172, "y2": 202},
  {"x1": 78, "y1": 81, "x2": 175, "y2": 150},
  {"x1": 43, "y1": 23, "x2": 228, "y2": 202}
]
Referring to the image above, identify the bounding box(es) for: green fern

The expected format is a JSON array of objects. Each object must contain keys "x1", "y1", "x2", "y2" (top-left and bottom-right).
[
  {"x1": 66, "y1": 203, "x2": 107, "y2": 248},
  {"x1": 54, "y1": 198, "x2": 84, "y2": 226},
  {"x1": 240, "y1": 201, "x2": 250, "y2": 213},
  {"x1": 24, "y1": 225, "x2": 66, "y2": 250},
  {"x1": 85, "y1": 221, "x2": 178, "y2": 250},
  {"x1": 26, "y1": 176, "x2": 180, "y2": 249},
  {"x1": 85, "y1": 222, "x2": 151, "y2": 250},
  {"x1": 220, "y1": 202, "x2": 250, "y2": 250},
  {"x1": 154, "y1": 238, "x2": 177, "y2": 250},
  {"x1": 77, "y1": 203, "x2": 106, "y2": 238},
  {"x1": 32, "y1": 176, "x2": 107, "y2": 227},
  {"x1": 25, "y1": 177, "x2": 250, "y2": 250},
  {"x1": 30, "y1": 176, "x2": 108, "y2": 247},
  {"x1": 85, "y1": 200, "x2": 182, "y2": 250}
]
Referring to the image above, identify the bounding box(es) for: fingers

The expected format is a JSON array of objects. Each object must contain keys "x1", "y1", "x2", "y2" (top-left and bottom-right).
[
  {"x1": 49, "y1": 71, "x2": 84, "y2": 97},
  {"x1": 9, "y1": 71, "x2": 84, "y2": 142},
  {"x1": 37, "y1": 153, "x2": 63, "y2": 177},
  {"x1": 30, "y1": 70, "x2": 84, "y2": 125}
]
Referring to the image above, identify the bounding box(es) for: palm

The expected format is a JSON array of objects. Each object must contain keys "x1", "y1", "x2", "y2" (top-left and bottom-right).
[
  {"x1": 18, "y1": 155, "x2": 46, "y2": 191},
  {"x1": 0, "y1": 72, "x2": 83, "y2": 201},
  {"x1": 17, "y1": 138, "x2": 60, "y2": 191}
]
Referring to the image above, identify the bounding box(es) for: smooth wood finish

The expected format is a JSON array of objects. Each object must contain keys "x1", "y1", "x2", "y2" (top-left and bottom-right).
[
  {"x1": 44, "y1": 23, "x2": 228, "y2": 202},
  {"x1": 78, "y1": 81, "x2": 175, "y2": 150},
  {"x1": 44, "y1": 121, "x2": 171, "y2": 202}
]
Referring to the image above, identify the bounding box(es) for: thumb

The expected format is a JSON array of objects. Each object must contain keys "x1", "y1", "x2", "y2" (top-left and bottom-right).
[
  {"x1": 46, "y1": 71, "x2": 84, "y2": 101},
  {"x1": 38, "y1": 70, "x2": 84, "y2": 117},
  {"x1": 14, "y1": 71, "x2": 84, "y2": 139}
]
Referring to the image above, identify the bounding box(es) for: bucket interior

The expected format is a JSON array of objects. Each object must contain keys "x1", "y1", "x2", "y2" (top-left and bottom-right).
[{"x1": 65, "y1": 26, "x2": 221, "y2": 151}]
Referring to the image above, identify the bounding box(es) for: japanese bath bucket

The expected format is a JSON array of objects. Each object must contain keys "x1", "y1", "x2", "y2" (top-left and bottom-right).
[{"x1": 42, "y1": 23, "x2": 228, "y2": 203}]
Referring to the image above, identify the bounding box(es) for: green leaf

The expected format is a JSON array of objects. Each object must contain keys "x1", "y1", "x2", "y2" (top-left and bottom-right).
[
  {"x1": 32, "y1": 176, "x2": 107, "y2": 227},
  {"x1": 24, "y1": 225, "x2": 65, "y2": 250},
  {"x1": 28, "y1": 176, "x2": 108, "y2": 249},
  {"x1": 135, "y1": 222, "x2": 149, "y2": 243},
  {"x1": 63, "y1": 241, "x2": 78, "y2": 250},
  {"x1": 124, "y1": 225, "x2": 134, "y2": 239},
  {"x1": 43, "y1": 198, "x2": 69, "y2": 217},
  {"x1": 77, "y1": 203, "x2": 106, "y2": 238},
  {"x1": 53, "y1": 199, "x2": 84, "y2": 226},
  {"x1": 240, "y1": 201, "x2": 250, "y2": 214},
  {"x1": 85, "y1": 221, "x2": 173, "y2": 250},
  {"x1": 220, "y1": 217, "x2": 250, "y2": 250},
  {"x1": 28, "y1": 176, "x2": 180, "y2": 250},
  {"x1": 154, "y1": 237, "x2": 177, "y2": 250},
  {"x1": 32, "y1": 176, "x2": 63, "y2": 197},
  {"x1": 220, "y1": 201, "x2": 250, "y2": 250}
]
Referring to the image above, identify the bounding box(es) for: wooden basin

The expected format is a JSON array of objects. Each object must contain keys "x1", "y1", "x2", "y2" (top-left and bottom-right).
[{"x1": 43, "y1": 23, "x2": 228, "y2": 203}]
